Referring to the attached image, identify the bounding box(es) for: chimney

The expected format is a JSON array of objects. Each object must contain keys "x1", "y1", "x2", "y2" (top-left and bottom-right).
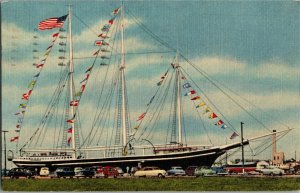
[{"x1": 272, "y1": 130, "x2": 276, "y2": 161}]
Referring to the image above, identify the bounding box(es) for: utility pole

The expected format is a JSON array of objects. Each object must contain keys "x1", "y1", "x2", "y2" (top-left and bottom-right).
[
  {"x1": 241, "y1": 122, "x2": 245, "y2": 175},
  {"x1": 2, "y1": 130, "x2": 8, "y2": 176}
]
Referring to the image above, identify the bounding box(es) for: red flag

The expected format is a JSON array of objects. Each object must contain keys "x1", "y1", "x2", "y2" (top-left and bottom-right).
[
  {"x1": 215, "y1": 120, "x2": 224, "y2": 126},
  {"x1": 68, "y1": 128, "x2": 73, "y2": 133},
  {"x1": 70, "y1": 100, "x2": 79, "y2": 106},
  {"x1": 36, "y1": 64, "x2": 44, "y2": 68},
  {"x1": 108, "y1": 19, "x2": 114, "y2": 25},
  {"x1": 230, "y1": 132, "x2": 239, "y2": 140},
  {"x1": 209, "y1": 113, "x2": 218, "y2": 119},
  {"x1": 95, "y1": 40, "x2": 103, "y2": 46},
  {"x1": 52, "y1": 32, "x2": 59, "y2": 37},
  {"x1": 137, "y1": 112, "x2": 146, "y2": 121},
  {"x1": 67, "y1": 137, "x2": 71, "y2": 145},
  {"x1": 10, "y1": 136, "x2": 19, "y2": 142},
  {"x1": 67, "y1": 119, "x2": 74, "y2": 123},
  {"x1": 191, "y1": 96, "x2": 200, "y2": 100},
  {"x1": 98, "y1": 33, "x2": 109, "y2": 38},
  {"x1": 22, "y1": 90, "x2": 33, "y2": 100},
  {"x1": 81, "y1": 84, "x2": 86, "y2": 92},
  {"x1": 112, "y1": 7, "x2": 121, "y2": 15}
]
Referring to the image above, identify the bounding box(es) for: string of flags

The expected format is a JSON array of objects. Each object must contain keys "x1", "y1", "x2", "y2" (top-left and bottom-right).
[
  {"x1": 65, "y1": 7, "x2": 121, "y2": 146},
  {"x1": 182, "y1": 77, "x2": 237, "y2": 139},
  {"x1": 11, "y1": 15, "x2": 67, "y2": 143},
  {"x1": 10, "y1": 27, "x2": 59, "y2": 142}
]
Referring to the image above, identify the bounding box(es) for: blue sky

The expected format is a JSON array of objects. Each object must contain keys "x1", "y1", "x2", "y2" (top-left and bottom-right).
[{"x1": 2, "y1": 0, "x2": 300, "y2": 167}]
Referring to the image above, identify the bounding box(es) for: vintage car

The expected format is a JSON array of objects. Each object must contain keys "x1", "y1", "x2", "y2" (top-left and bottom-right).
[
  {"x1": 167, "y1": 166, "x2": 186, "y2": 176},
  {"x1": 8, "y1": 168, "x2": 34, "y2": 179},
  {"x1": 256, "y1": 165, "x2": 284, "y2": 176},
  {"x1": 75, "y1": 167, "x2": 95, "y2": 178},
  {"x1": 134, "y1": 167, "x2": 166, "y2": 178},
  {"x1": 39, "y1": 167, "x2": 50, "y2": 176},
  {"x1": 95, "y1": 166, "x2": 119, "y2": 178},
  {"x1": 185, "y1": 166, "x2": 198, "y2": 176},
  {"x1": 194, "y1": 166, "x2": 217, "y2": 177},
  {"x1": 55, "y1": 167, "x2": 75, "y2": 178}
]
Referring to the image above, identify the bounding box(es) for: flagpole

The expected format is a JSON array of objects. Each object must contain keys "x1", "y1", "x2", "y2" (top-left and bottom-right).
[
  {"x1": 120, "y1": 2, "x2": 128, "y2": 148},
  {"x1": 241, "y1": 122, "x2": 245, "y2": 175},
  {"x1": 68, "y1": 5, "x2": 76, "y2": 157},
  {"x1": 175, "y1": 53, "x2": 182, "y2": 145}
]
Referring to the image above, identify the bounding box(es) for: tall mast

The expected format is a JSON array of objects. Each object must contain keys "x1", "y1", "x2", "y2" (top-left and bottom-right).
[
  {"x1": 120, "y1": 2, "x2": 128, "y2": 148},
  {"x1": 175, "y1": 53, "x2": 183, "y2": 145},
  {"x1": 68, "y1": 6, "x2": 76, "y2": 155}
]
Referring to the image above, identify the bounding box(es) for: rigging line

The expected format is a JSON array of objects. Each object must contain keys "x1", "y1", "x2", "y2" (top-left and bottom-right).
[
  {"x1": 25, "y1": 67, "x2": 69, "y2": 149},
  {"x1": 73, "y1": 51, "x2": 175, "y2": 59},
  {"x1": 165, "y1": 72, "x2": 176, "y2": 145},
  {"x1": 128, "y1": 8, "x2": 273, "y2": 133},
  {"x1": 180, "y1": 56, "x2": 272, "y2": 133},
  {"x1": 140, "y1": 71, "x2": 175, "y2": 142},
  {"x1": 178, "y1": 69, "x2": 220, "y2": 145},
  {"x1": 253, "y1": 131, "x2": 289, "y2": 156},
  {"x1": 73, "y1": 13, "x2": 98, "y2": 36},
  {"x1": 136, "y1": 70, "x2": 174, "y2": 141},
  {"x1": 210, "y1": 79, "x2": 290, "y2": 129},
  {"x1": 180, "y1": 67, "x2": 238, "y2": 134}
]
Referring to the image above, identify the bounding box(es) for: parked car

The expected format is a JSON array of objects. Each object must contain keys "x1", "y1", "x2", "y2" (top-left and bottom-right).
[
  {"x1": 75, "y1": 167, "x2": 95, "y2": 178},
  {"x1": 8, "y1": 167, "x2": 34, "y2": 179},
  {"x1": 95, "y1": 166, "x2": 119, "y2": 178},
  {"x1": 39, "y1": 167, "x2": 50, "y2": 176},
  {"x1": 211, "y1": 166, "x2": 228, "y2": 175},
  {"x1": 55, "y1": 167, "x2": 75, "y2": 178},
  {"x1": 167, "y1": 166, "x2": 186, "y2": 176},
  {"x1": 256, "y1": 165, "x2": 284, "y2": 176},
  {"x1": 134, "y1": 167, "x2": 166, "y2": 178},
  {"x1": 194, "y1": 166, "x2": 217, "y2": 177},
  {"x1": 185, "y1": 166, "x2": 198, "y2": 176},
  {"x1": 115, "y1": 167, "x2": 124, "y2": 176}
]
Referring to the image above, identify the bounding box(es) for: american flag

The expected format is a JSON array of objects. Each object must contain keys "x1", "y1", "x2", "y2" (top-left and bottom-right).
[{"x1": 38, "y1": 15, "x2": 68, "y2": 30}]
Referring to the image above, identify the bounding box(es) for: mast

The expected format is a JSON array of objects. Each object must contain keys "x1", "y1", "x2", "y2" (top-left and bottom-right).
[
  {"x1": 68, "y1": 6, "x2": 76, "y2": 156},
  {"x1": 120, "y1": 2, "x2": 128, "y2": 148},
  {"x1": 175, "y1": 53, "x2": 183, "y2": 145}
]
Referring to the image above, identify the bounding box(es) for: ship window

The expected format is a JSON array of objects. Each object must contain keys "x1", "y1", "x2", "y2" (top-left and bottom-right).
[{"x1": 274, "y1": 156, "x2": 276, "y2": 160}]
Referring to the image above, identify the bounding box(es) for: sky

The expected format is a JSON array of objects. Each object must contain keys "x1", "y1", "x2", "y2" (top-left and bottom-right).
[{"x1": 1, "y1": 0, "x2": 300, "y2": 168}]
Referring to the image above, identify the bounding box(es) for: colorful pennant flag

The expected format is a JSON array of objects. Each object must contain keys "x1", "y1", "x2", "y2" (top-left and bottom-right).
[
  {"x1": 67, "y1": 114, "x2": 76, "y2": 123},
  {"x1": 215, "y1": 120, "x2": 224, "y2": 126},
  {"x1": 10, "y1": 136, "x2": 19, "y2": 142},
  {"x1": 183, "y1": 83, "x2": 191, "y2": 89},
  {"x1": 98, "y1": 33, "x2": 110, "y2": 38},
  {"x1": 38, "y1": 14, "x2": 68, "y2": 30},
  {"x1": 28, "y1": 80, "x2": 36, "y2": 88},
  {"x1": 191, "y1": 96, "x2": 200, "y2": 100},
  {"x1": 112, "y1": 7, "x2": 121, "y2": 15},
  {"x1": 147, "y1": 95, "x2": 155, "y2": 106},
  {"x1": 221, "y1": 124, "x2": 228, "y2": 130},
  {"x1": 137, "y1": 112, "x2": 146, "y2": 121},
  {"x1": 203, "y1": 107, "x2": 211, "y2": 114},
  {"x1": 208, "y1": 112, "x2": 218, "y2": 119},
  {"x1": 80, "y1": 74, "x2": 90, "y2": 83},
  {"x1": 81, "y1": 84, "x2": 86, "y2": 92},
  {"x1": 75, "y1": 91, "x2": 82, "y2": 97},
  {"x1": 108, "y1": 19, "x2": 114, "y2": 25},
  {"x1": 230, "y1": 132, "x2": 238, "y2": 139},
  {"x1": 68, "y1": 128, "x2": 73, "y2": 133},
  {"x1": 70, "y1": 100, "x2": 79, "y2": 106},
  {"x1": 196, "y1": 102, "x2": 206, "y2": 108},
  {"x1": 33, "y1": 73, "x2": 40, "y2": 78},
  {"x1": 19, "y1": 103, "x2": 27, "y2": 109},
  {"x1": 36, "y1": 64, "x2": 44, "y2": 68},
  {"x1": 46, "y1": 45, "x2": 53, "y2": 50},
  {"x1": 157, "y1": 80, "x2": 163, "y2": 86},
  {"x1": 67, "y1": 137, "x2": 71, "y2": 145},
  {"x1": 52, "y1": 32, "x2": 59, "y2": 37},
  {"x1": 22, "y1": 90, "x2": 33, "y2": 100},
  {"x1": 184, "y1": 90, "x2": 196, "y2": 96},
  {"x1": 16, "y1": 124, "x2": 21, "y2": 128}
]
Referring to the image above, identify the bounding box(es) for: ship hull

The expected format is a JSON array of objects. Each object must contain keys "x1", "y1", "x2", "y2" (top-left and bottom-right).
[{"x1": 12, "y1": 148, "x2": 226, "y2": 171}]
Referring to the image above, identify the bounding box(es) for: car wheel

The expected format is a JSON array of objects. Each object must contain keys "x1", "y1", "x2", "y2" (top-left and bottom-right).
[{"x1": 158, "y1": 174, "x2": 164, "y2": 178}]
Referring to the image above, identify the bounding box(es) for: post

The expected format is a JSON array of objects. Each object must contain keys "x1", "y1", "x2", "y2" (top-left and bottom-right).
[
  {"x1": 241, "y1": 122, "x2": 245, "y2": 175},
  {"x1": 2, "y1": 130, "x2": 8, "y2": 176}
]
